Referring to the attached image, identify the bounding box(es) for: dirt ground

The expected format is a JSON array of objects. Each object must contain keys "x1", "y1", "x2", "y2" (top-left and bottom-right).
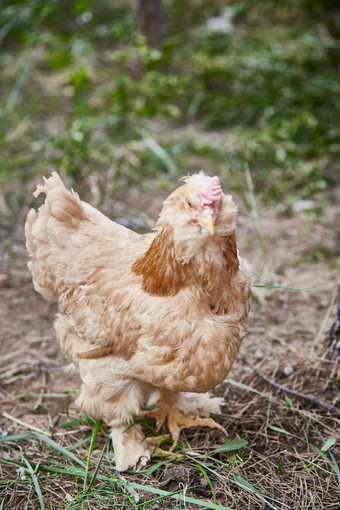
[{"x1": 0, "y1": 187, "x2": 339, "y2": 508}]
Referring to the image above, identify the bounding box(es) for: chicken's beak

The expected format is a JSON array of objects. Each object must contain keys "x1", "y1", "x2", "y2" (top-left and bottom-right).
[{"x1": 202, "y1": 215, "x2": 215, "y2": 235}]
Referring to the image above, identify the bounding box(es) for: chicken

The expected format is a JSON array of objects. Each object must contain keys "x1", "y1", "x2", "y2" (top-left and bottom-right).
[{"x1": 25, "y1": 171, "x2": 251, "y2": 471}]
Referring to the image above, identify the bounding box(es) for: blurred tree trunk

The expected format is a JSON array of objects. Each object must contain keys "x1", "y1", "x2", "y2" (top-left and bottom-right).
[{"x1": 136, "y1": 0, "x2": 165, "y2": 48}]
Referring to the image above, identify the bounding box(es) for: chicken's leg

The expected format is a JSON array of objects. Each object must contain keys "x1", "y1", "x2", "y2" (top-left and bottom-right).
[
  {"x1": 145, "y1": 390, "x2": 226, "y2": 446},
  {"x1": 75, "y1": 373, "x2": 153, "y2": 472},
  {"x1": 110, "y1": 423, "x2": 151, "y2": 471}
]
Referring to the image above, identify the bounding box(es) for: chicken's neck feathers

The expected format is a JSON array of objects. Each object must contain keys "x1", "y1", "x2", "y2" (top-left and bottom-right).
[{"x1": 132, "y1": 223, "x2": 240, "y2": 302}]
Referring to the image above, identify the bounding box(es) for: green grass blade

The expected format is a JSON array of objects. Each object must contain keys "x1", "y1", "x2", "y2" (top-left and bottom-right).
[
  {"x1": 83, "y1": 420, "x2": 102, "y2": 492},
  {"x1": 303, "y1": 419, "x2": 340, "y2": 487},
  {"x1": 1, "y1": 458, "x2": 234, "y2": 510},
  {"x1": 234, "y1": 475, "x2": 258, "y2": 494},
  {"x1": 59, "y1": 419, "x2": 85, "y2": 429},
  {"x1": 252, "y1": 284, "x2": 332, "y2": 296},
  {"x1": 142, "y1": 135, "x2": 179, "y2": 177},
  {"x1": 269, "y1": 425, "x2": 300, "y2": 440},
  {"x1": 270, "y1": 425, "x2": 325, "y2": 456},
  {"x1": 194, "y1": 461, "x2": 217, "y2": 505},
  {"x1": 0, "y1": 458, "x2": 86, "y2": 478},
  {"x1": 243, "y1": 162, "x2": 268, "y2": 259},
  {"x1": 33, "y1": 432, "x2": 86, "y2": 468},
  {"x1": 144, "y1": 460, "x2": 170, "y2": 475},
  {"x1": 321, "y1": 438, "x2": 336, "y2": 452},
  {"x1": 0, "y1": 16, "x2": 25, "y2": 47},
  {"x1": 224, "y1": 378, "x2": 272, "y2": 399},
  {"x1": 21, "y1": 457, "x2": 45, "y2": 510},
  {"x1": 213, "y1": 439, "x2": 248, "y2": 453},
  {"x1": 127, "y1": 480, "x2": 234, "y2": 510},
  {"x1": 234, "y1": 475, "x2": 272, "y2": 508},
  {"x1": 85, "y1": 442, "x2": 106, "y2": 494},
  {"x1": 271, "y1": 421, "x2": 340, "y2": 488},
  {"x1": 66, "y1": 437, "x2": 91, "y2": 451},
  {"x1": 0, "y1": 432, "x2": 32, "y2": 443},
  {"x1": 329, "y1": 451, "x2": 340, "y2": 488},
  {"x1": 81, "y1": 413, "x2": 97, "y2": 427}
]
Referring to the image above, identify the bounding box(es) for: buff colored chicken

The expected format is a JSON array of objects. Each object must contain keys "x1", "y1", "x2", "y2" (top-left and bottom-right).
[{"x1": 25, "y1": 171, "x2": 251, "y2": 471}]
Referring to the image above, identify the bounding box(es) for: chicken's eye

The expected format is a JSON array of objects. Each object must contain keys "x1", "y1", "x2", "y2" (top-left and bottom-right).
[{"x1": 187, "y1": 200, "x2": 193, "y2": 208}]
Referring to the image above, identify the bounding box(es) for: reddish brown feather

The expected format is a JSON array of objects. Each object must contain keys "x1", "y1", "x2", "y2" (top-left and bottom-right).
[
  {"x1": 132, "y1": 227, "x2": 193, "y2": 297},
  {"x1": 223, "y1": 232, "x2": 239, "y2": 277},
  {"x1": 76, "y1": 345, "x2": 116, "y2": 359}
]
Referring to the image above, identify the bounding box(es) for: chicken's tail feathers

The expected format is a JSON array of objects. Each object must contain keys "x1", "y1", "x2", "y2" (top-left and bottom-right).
[
  {"x1": 33, "y1": 172, "x2": 85, "y2": 225},
  {"x1": 25, "y1": 206, "x2": 58, "y2": 301},
  {"x1": 25, "y1": 208, "x2": 38, "y2": 257},
  {"x1": 33, "y1": 171, "x2": 64, "y2": 198},
  {"x1": 25, "y1": 172, "x2": 87, "y2": 302}
]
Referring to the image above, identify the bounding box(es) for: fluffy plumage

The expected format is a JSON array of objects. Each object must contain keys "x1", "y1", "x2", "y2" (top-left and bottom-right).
[{"x1": 25, "y1": 171, "x2": 251, "y2": 470}]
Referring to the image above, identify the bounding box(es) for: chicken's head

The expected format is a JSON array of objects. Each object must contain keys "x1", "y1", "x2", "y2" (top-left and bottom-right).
[
  {"x1": 181, "y1": 173, "x2": 222, "y2": 235},
  {"x1": 158, "y1": 172, "x2": 237, "y2": 255}
]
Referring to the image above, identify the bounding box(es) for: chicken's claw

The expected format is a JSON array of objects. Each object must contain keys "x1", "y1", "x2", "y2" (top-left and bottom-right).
[
  {"x1": 166, "y1": 408, "x2": 227, "y2": 448},
  {"x1": 143, "y1": 392, "x2": 227, "y2": 450}
]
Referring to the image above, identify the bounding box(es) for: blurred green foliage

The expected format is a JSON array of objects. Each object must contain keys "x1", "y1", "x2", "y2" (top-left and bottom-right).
[{"x1": 0, "y1": 0, "x2": 339, "y2": 218}]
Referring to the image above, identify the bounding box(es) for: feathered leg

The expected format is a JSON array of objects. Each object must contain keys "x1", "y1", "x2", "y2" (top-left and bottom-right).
[
  {"x1": 74, "y1": 358, "x2": 155, "y2": 471},
  {"x1": 110, "y1": 423, "x2": 150, "y2": 472},
  {"x1": 76, "y1": 382, "x2": 153, "y2": 471},
  {"x1": 56, "y1": 317, "x2": 154, "y2": 472}
]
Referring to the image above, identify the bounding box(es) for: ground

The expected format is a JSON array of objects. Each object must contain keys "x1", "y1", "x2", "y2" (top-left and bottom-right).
[
  {"x1": 1, "y1": 0, "x2": 340, "y2": 507},
  {"x1": 0, "y1": 186, "x2": 339, "y2": 510}
]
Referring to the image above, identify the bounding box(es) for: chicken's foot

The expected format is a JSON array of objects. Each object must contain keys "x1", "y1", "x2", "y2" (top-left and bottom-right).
[
  {"x1": 143, "y1": 391, "x2": 227, "y2": 448},
  {"x1": 110, "y1": 423, "x2": 151, "y2": 472}
]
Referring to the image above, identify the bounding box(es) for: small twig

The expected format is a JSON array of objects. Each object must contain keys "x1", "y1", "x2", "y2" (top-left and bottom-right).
[
  {"x1": 2, "y1": 411, "x2": 50, "y2": 435},
  {"x1": 241, "y1": 356, "x2": 340, "y2": 415},
  {"x1": 265, "y1": 391, "x2": 273, "y2": 450},
  {"x1": 33, "y1": 371, "x2": 47, "y2": 410}
]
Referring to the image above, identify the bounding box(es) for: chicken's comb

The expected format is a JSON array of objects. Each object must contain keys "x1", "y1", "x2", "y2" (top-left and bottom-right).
[{"x1": 197, "y1": 176, "x2": 222, "y2": 206}]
